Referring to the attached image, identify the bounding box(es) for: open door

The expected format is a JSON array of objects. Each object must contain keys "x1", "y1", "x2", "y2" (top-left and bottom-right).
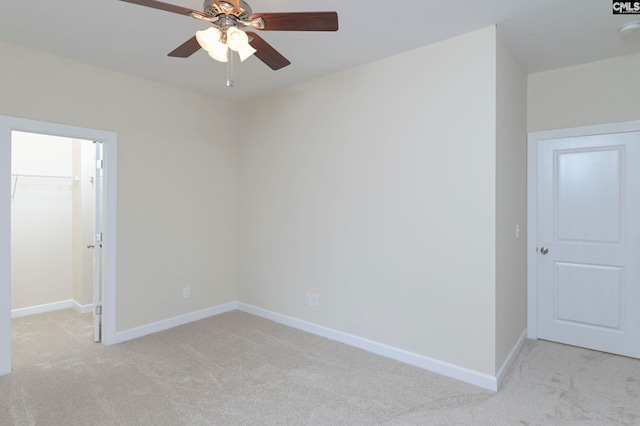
[
  {"x1": 1, "y1": 116, "x2": 117, "y2": 374},
  {"x1": 93, "y1": 141, "x2": 103, "y2": 342}
]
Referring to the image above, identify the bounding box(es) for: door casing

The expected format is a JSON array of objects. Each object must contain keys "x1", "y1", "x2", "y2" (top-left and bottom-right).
[
  {"x1": 0, "y1": 116, "x2": 117, "y2": 376},
  {"x1": 527, "y1": 120, "x2": 640, "y2": 339}
]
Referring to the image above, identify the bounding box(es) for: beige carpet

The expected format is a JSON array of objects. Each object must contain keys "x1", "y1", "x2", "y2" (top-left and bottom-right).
[{"x1": 1, "y1": 309, "x2": 639, "y2": 425}]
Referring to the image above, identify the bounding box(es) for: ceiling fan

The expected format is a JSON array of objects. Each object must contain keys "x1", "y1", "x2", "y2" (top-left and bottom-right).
[{"x1": 119, "y1": 0, "x2": 338, "y2": 84}]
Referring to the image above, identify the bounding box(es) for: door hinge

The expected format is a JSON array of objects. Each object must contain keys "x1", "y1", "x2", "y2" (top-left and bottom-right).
[{"x1": 95, "y1": 304, "x2": 102, "y2": 315}]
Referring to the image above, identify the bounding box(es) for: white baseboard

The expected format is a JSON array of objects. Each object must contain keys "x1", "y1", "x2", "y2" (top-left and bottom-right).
[
  {"x1": 11, "y1": 299, "x2": 73, "y2": 318},
  {"x1": 72, "y1": 300, "x2": 94, "y2": 315},
  {"x1": 11, "y1": 299, "x2": 95, "y2": 318},
  {"x1": 113, "y1": 302, "x2": 237, "y2": 344},
  {"x1": 495, "y1": 330, "x2": 527, "y2": 389},
  {"x1": 236, "y1": 303, "x2": 503, "y2": 392},
  {"x1": 107, "y1": 301, "x2": 526, "y2": 392}
]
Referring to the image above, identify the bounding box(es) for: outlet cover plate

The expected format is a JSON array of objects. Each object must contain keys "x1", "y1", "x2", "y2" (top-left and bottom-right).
[{"x1": 306, "y1": 293, "x2": 319, "y2": 306}]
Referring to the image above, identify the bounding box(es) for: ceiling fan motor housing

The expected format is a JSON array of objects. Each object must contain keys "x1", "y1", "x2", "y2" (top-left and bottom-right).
[{"x1": 203, "y1": 0, "x2": 252, "y2": 19}]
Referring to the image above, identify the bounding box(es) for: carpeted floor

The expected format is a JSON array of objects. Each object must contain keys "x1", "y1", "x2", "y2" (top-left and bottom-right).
[{"x1": 1, "y1": 309, "x2": 639, "y2": 425}]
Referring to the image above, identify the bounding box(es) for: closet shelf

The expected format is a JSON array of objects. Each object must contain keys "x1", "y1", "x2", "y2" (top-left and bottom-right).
[
  {"x1": 11, "y1": 174, "x2": 80, "y2": 200},
  {"x1": 11, "y1": 173, "x2": 80, "y2": 181}
]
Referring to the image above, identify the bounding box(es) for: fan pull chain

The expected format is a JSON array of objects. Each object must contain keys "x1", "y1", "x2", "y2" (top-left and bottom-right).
[{"x1": 226, "y1": 48, "x2": 234, "y2": 87}]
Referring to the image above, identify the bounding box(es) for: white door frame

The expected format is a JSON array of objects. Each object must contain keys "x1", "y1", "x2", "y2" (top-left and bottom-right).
[
  {"x1": 527, "y1": 120, "x2": 640, "y2": 339},
  {"x1": 0, "y1": 116, "x2": 118, "y2": 376}
]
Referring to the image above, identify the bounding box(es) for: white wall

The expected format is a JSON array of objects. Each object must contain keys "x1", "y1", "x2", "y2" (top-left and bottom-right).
[
  {"x1": 11, "y1": 132, "x2": 75, "y2": 309},
  {"x1": 12, "y1": 134, "x2": 94, "y2": 312},
  {"x1": 528, "y1": 52, "x2": 640, "y2": 132},
  {"x1": 237, "y1": 27, "x2": 499, "y2": 375},
  {"x1": 495, "y1": 33, "x2": 527, "y2": 372},
  {"x1": 0, "y1": 41, "x2": 237, "y2": 331},
  {"x1": 0, "y1": 122, "x2": 9, "y2": 376},
  {"x1": 71, "y1": 140, "x2": 83, "y2": 307}
]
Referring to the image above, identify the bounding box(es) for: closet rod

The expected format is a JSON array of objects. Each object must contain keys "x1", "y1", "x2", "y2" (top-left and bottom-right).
[
  {"x1": 11, "y1": 174, "x2": 80, "y2": 200},
  {"x1": 11, "y1": 173, "x2": 80, "y2": 181}
]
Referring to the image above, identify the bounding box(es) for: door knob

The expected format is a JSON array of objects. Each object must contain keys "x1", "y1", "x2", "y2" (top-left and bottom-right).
[
  {"x1": 87, "y1": 244, "x2": 95, "y2": 249},
  {"x1": 540, "y1": 247, "x2": 549, "y2": 255}
]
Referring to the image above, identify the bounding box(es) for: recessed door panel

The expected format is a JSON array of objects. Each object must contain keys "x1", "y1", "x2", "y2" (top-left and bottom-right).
[
  {"x1": 554, "y1": 262, "x2": 622, "y2": 330},
  {"x1": 555, "y1": 148, "x2": 622, "y2": 243}
]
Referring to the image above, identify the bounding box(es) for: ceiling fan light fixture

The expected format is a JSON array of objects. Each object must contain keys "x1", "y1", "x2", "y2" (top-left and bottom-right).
[
  {"x1": 226, "y1": 26, "x2": 250, "y2": 52},
  {"x1": 619, "y1": 21, "x2": 640, "y2": 34},
  {"x1": 197, "y1": 27, "x2": 228, "y2": 62},
  {"x1": 208, "y1": 43, "x2": 229, "y2": 62},
  {"x1": 238, "y1": 44, "x2": 257, "y2": 61},
  {"x1": 195, "y1": 27, "x2": 222, "y2": 51}
]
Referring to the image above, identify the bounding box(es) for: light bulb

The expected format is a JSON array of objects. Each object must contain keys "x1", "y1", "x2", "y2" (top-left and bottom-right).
[
  {"x1": 226, "y1": 27, "x2": 249, "y2": 52},
  {"x1": 237, "y1": 44, "x2": 257, "y2": 62}
]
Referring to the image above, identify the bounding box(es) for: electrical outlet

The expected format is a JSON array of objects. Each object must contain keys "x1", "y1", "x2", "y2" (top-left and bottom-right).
[
  {"x1": 306, "y1": 293, "x2": 319, "y2": 306},
  {"x1": 183, "y1": 287, "x2": 190, "y2": 298}
]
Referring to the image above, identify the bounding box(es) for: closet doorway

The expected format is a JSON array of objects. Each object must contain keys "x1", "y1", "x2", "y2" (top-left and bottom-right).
[
  {"x1": 11, "y1": 132, "x2": 101, "y2": 339},
  {"x1": 0, "y1": 116, "x2": 117, "y2": 376}
]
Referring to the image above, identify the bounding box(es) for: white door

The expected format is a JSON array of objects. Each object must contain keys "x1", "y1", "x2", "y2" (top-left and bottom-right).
[
  {"x1": 537, "y1": 131, "x2": 640, "y2": 357},
  {"x1": 93, "y1": 142, "x2": 103, "y2": 342}
]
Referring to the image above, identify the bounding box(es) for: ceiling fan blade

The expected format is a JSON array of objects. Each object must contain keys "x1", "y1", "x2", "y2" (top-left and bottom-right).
[
  {"x1": 246, "y1": 32, "x2": 291, "y2": 70},
  {"x1": 119, "y1": 0, "x2": 196, "y2": 16},
  {"x1": 168, "y1": 36, "x2": 202, "y2": 58},
  {"x1": 249, "y1": 12, "x2": 338, "y2": 31}
]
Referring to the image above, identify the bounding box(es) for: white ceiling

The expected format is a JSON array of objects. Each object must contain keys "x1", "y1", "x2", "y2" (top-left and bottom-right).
[{"x1": 1, "y1": 0, "x2": 639, "y2": 101}]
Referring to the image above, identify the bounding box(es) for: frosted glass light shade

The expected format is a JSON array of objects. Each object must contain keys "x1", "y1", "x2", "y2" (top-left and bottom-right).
[
  {"x1": 196, "y1": 27, "x2": 228, "y2": 62},
  {"x1": 208, "y1": 44, "x2": 228, "y2": 62},
  {"x1": 196, "y1": 27, "x2": 221, "y2": 51},
  {"x1": 238, "y1": 44, "x2": 257, "y2": 62},
  {"x1": 226, "y1": 27, "x2": 249, "y2": 52}
]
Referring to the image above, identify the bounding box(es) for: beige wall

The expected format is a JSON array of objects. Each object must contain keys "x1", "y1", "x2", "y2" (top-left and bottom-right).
[
  {"x1": 237, "y1": 27, "x2": 500, "y2": 375},
  {"x1": 528, "y1": 52, "x2": 640, "y2": 132},
  {"x1": 495, "y1": 33, "x2": 527, "y2": 372},
  {"x1": 0, "y1": 41, "x2": 237, "y2": 331},
  {"x1": 2, "y1": 26, "x2": 531, "y2": 379}
]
